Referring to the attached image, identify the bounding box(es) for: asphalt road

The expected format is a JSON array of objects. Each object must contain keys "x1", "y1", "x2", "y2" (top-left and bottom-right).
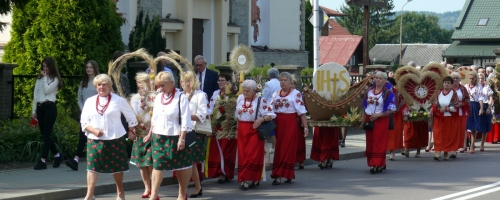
[{"x1": 74, "y1": 144, "x2": 500, "y2": 200}]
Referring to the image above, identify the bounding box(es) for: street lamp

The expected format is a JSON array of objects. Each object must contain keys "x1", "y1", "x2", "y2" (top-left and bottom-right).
[{"x1": 399, "y1": 0, "x2": 412, "y2": 66}]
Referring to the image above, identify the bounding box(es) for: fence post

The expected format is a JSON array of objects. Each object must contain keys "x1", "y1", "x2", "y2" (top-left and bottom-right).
[{"x1": 0, "y1": 63, "x2": 18, "y2": 120}]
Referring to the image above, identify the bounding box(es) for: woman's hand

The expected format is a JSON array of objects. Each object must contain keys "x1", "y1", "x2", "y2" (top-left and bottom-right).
[
  {"x1": 143, "y1": 128, "x2": 152, "y2": 143},
  {"x1": 93, "y1": 128, "x2": 104, "y2": 137},
  {"x1": 253, "y1": 118, "x2": 264, "y2": 129},
  {"x1": 440, "y1": 107, "x2": 447, "y2": 113},
  {"x1": 486, "y1": 108, "x2": 491, "y2": 115},
  {"x1": 370, "y1": 113, "x2": 379, "y2": 121},
  {"x1": 403, "y1": 115, "x2": 408, "y2": 121},
  {"x1": 303, "y1": 128, "x2": 309, "y2": 137},
  {"x1": 40, "y1": 70, "x2": 46, "y2": 77},
  {"x1": 177, "y1": 139, "x2": 185, "y2": 150},
  {"x1": 479, "y1": 109, "x2": 484, "y2": 115},
  {"x1": 128, "y1": 129, "x2": 136, "y2": 140}
]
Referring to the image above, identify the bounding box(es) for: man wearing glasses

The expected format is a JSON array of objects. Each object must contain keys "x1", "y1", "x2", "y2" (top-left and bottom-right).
[{"x1": 194, "y1": 55, "x2": 219, "y2": 100}]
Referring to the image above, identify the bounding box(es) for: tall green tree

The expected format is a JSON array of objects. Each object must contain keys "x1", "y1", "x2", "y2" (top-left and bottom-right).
[
  {"x1": 335, "y1": 0, "x2": 396, "y2": 48},
  {"x1": 128, "y1": 11, "x2": 167, "y2": 56},
  {"x1": 3, "y1": 0, "x2": 124, "y2": 117},
  {"x1": 389, "y1": 12, "x2": 453, "y2": 44},
  {"x1": 304, "y1": 0, "x2": 313, "y2": 68}
]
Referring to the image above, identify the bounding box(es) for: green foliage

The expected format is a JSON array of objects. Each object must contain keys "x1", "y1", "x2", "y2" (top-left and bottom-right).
[
  {"x1": 0, "y1": 104, "x2": 79, "y2": 163},
  {"x1": 301, "y1": 67, "x2": 314, "y2": 76},
  {"x1": 305, "y1": 0, "x2": 313, "y2": 68},
  {"x1": 128, "y1": 11, "x2": 167, "y2": 55},
  {"x1": 3, "y1": 0, "x2": 124, "y2": 118},
  {"x1": 0, "y1": 0, "x2": 30, "y2": 32},
  {"x1": 336, "y1": 0, "x2": 396, "y2": 48},
  {"x1": 207, "y1": 64, "x2": 221, "y2": 74},
  {"x1": 249, "y1": 65, "x2": 272, "y2": 77},
  {"x1": 387, "y1": 12, "x2": 454, "y2": 44},
  {"x1": 395, "y1": 10, "x2": 461, "y2": 30}
]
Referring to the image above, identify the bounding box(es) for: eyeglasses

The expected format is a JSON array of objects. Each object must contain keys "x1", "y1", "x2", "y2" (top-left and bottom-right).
[
  {"x1": 195, "y1": 63, "x2": 205, "y2": 67},
  {"x1": 217, "y1": 80, "x2": 226, "y2": 82}
]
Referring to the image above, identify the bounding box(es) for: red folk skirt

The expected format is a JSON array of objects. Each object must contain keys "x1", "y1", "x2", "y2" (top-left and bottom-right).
[
  {"x1": 310, "y1": 127, "x2": 339, "y2": 162},
  {"x1": 296, "y1": 120, "x2": 306, "y2": 163},
  {"x1": 271, "y1": 113, "x2": 298, "y2": 180},
  {"x1": 365, "y1": 115, "x2": 389, "y2": 167},
  {"x1": 386, "y1": 110, "x2": 404, "y2": 150},
  {"x1": 205, "y1": 137, "x2": 237, "y2": 180},
  {"x1": 403, "y1": 120, "x2": 429, "y2": 148},
  {"x1": 237, "y1": 121, "x2": 264, "y2": 182},
  {"x1": 486, "y1": 123, "x2": 500, "y2": 143},
  {"x1": 433, "y1": 115, "x2": 460, "y2": 152}
]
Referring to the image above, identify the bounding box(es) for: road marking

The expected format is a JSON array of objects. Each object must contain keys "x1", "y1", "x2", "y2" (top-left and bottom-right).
[
  {"x1": 431, "y1": 181, "x2": 500, "y2": 200},
  {"x1": 453, "y1": 187, "x2": 500, "y2": 200}
]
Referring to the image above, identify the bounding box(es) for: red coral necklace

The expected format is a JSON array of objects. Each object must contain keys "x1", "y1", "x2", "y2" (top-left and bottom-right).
[
  {"x1": 279, "y1": 89, "x2": 291, "y2": 97},
  {"x1": 96, "y1": 94, "x2": 112, "y2": 116},
  {"x1": 442, "y1": 89, "x2": 451, "y2": 96},
  {"x1": 161, "y1": 89, "x2": 176, "y2": 105},
  {"x1": 243, "y1": 94, "x2": 255, "y2": 109}
]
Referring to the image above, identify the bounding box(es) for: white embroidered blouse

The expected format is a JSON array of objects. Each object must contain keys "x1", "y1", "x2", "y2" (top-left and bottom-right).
[
  {"x1": 151, "y1": 91, "x2": 192, "y2": 136},
  {"x1": 187, "y1": 90, "x2": 209, "y2": 126},
  {"x1": 466, "y1": 83, "x2": 482, "y2": 102},
  {"x1": 235, "y1": 94, "x2": 276, "y2": 122},
  {"x1": 437, "y1": 90, "x2": 457, "y2": 117},
  {"x1": 130, "y1": 93, "x2": 151, "y2": 124},
  {"x1": 480, "y1": 84, "x2": 493, "y2": 104},
  {"x1": 270, "y1": 89, "x2": 307, "y2": 115},
  {"x1": 364, "y1": 89, "x2": 396, "y2": 115},
  {"x1": 81, "y1": 93, "x2": 138, "y2": 140}
]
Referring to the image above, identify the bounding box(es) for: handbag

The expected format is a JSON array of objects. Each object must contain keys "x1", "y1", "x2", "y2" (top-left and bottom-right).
[
  {"x1": 195, "y1": 116, "x2": 213, "y2": 135},
  {"x1": 255, "y1": 97, "x2": 276, "y2": 140},
  {"x1": 178, "y1": 93, "x2": 196, "y2": 147},
  {"x1": 388, "y1": 113, "x2": 394, "y2": 130},
  {"x1": 363, "y1": 120, "x2": 374, "y2": 130}
]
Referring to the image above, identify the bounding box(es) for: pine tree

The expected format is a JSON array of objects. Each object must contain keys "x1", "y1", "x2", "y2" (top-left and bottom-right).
[
  {"x1": 128, "y1": 11, "x2": 167, "y2": 55},
  {"x1": 305, "y1": 0, "x2": 313, "y2": 68},
  {"x1": 3, "y1": 0, "x2": 124, "y2": 117}
]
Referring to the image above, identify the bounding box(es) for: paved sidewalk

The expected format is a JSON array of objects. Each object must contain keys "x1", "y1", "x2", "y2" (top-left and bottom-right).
[{"x1": 0, "y1": 128, "x2": 367, "y2": 200}]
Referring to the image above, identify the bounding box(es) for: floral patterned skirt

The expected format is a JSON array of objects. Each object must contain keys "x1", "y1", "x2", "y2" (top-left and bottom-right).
[
  {"x1": 152, "y1": 134, "x2": 192, "y2": 171},
  {"x1": 86, "y1": 137, "x2": 129, "y2": 173},
  {"x1": 130, "y1": 136, "x2": 153, "y2": 167},
  {"x1": 190, "y1": 132, "x2": 208, "y2": 163}
]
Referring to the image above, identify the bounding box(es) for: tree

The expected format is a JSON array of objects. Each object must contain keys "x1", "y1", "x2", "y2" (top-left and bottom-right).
[
  {"x1": 335, "y1": 0, "x2": 396, "y2": 48},
  {"x1": 304, "y1": 0, "x2": 313, "y2": 68},
  {"x1": 388, "y1": 12, "x2": 453, "y2": 44},
  {"x1": 128, "y1": 11, "x2": 167, "y2": 56},
  {"x1": 3, "y1": 0, "x2": 124, "y2": 117},
  {"x1": 0, "y1": 0, "x2": 29, "y2": 32}
]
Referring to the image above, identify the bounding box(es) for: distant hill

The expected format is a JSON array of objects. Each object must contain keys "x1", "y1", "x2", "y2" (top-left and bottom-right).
[{"x1": 394, "y1": 10, "x2": 461, "y2": 30}]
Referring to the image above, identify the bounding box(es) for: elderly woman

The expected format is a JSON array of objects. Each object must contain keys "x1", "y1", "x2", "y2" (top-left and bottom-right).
[
  {"x1": 450, "y1": 72, "x2": 470, "y2": 157},
  {"x1": 128, "y1": 72, "x2": 154, "y2": 198},
  {"x1": 486, "y1": 80, "x2": 500, "y2": 144},
  {"x1": 206, "y1": 74, "x2": 238, "y2": 183},
  {"x1": 149, "y1": 71, "x2": 192, "y2": 200},
  {"x1": 178, "y1": 71, "x2": 209, "y2": 198},
  {"x1": 270, "y1": 72, "x2": 308, "y2": 184},
  {"x1": 361, "y1": 72, "x2": 395, "y2": 173},
  {"x1": 236, "y1": 80, "x2": 276, "y2": 189},
  {"x1": 80, "y1": 74, "x2": 138, "y2": 200},
  {"x1": 466, "y1": 71, "x2": 486, "y2": 154},
  {"x1": 477, "y1": 73, "x2": 493, "y2": 151},
  {"x1": 430, "y1": 76, "x2": 460, "y2": 160}
]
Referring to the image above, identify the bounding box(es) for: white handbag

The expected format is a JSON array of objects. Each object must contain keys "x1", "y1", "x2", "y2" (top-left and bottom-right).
[{"x1": 195, "y1": 117, "x2": 213, "y2": 135}]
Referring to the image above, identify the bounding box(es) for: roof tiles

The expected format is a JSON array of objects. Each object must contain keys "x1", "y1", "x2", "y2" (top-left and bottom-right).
[{"x1": 319, "y1": 35, "x2": 362, "y2": 65}]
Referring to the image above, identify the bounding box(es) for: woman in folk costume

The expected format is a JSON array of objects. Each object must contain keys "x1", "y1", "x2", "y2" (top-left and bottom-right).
[
  {"x1": 149, "y1": 71, "x2": 193, "y2": 200},
  {"x1": 310, "y1": 128, "x2": 339, "y2": 169},
  {"x1": 80, "y1": 74, "x2": 138, "y2": 200},
  {"x1": 486, "y1": 79, "x2": 500, "y2": 144},
  {"x1": 450, "y1": 72, "x2": 470, "y2": 157},
  {"x1": 430, "y1": 76, "x2": 460, "y2": 161},
  {"x1": 386, "y1": 77, "x2": 404, "y2": 160},
  {"x1": 236, "y1": 80, "x2": 276, "y2": 189},
  {"x1": 291, "y1": 76, "x2": 306, "y2": 169},
  {"x1": 465, "y1": 71, "x2": 483, "y2": 153},
  {"x1": 129, "y1": 72, "x2": 155, "y2": 199},
  {"x1": 178, "y1": 71, "x2": 209, "y2": 198},
  {"x1": 361, "y1": 72, "x2": 396, "y2": 174},
  {"x1": 206, "y1": 74, "x2": 237, "y2": 183},
  {"x1": 270, "y1": 72, "x2": 308, "y2": 184},
  {"x1": 477, "y1": 72, "x2": 493, "y2": 151}
]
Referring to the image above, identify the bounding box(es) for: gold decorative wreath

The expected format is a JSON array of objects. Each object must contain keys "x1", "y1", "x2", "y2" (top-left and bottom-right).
[
  {"x1": 230, "y1": 44, "x2": 254, "y2": 74},
  {"x1": 421, "y1": 62, "x2": 449, "y2": 79},
  {"x1": 108, "y1": 48, "x2": 155, "y2": 97},
  {"x1": 394, "y1": 65, "x2": 420, "y2": 83}
]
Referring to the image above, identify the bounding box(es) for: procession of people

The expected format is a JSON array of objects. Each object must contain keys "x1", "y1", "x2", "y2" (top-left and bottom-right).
[{"x1": 29, "y1": 50, "x2": 500, "y2": 200}]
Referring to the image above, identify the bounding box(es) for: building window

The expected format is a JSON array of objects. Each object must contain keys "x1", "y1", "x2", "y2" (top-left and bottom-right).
[
  {"x1": 478, "y1": 18, "x2": 489, "y2": 26},
  {"x1": 349, "y1": 56, "x2": 355, "y2": 66}
]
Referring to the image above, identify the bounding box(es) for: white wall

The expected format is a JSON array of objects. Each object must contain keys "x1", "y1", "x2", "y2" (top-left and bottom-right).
[
  {"x1": 162, "y1": 0, "x2": 177, "y2": 19},
  {"x1": 250, "y1": 0, "x2": 270, "y2": 46},
  {"x1": 0, "y1": 14, "x2": 12, "y2": 45},
  {"x1": 193, "y1": 0, "x2": 211, "y2": 19},
  {"x1": 269, "y1": 0, "x2": 300, "y2": 49},
  {"x1": 117, "y1": 0, "x2": 138, "y2": 49}
]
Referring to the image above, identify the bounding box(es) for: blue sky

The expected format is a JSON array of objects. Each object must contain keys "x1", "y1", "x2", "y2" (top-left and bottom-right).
[{"x1": 318, "y1": 0, "x2": 467, "y2": 13}]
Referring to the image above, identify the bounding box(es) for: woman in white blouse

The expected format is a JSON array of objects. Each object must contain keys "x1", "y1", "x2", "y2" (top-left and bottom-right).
[
  {"x1": 129, "y1": 72, "x2": 154, "y2": 198},
  {"x1": 80, "y1": 74, "x2": 138, "y2": 200},
  {"x1": 180, "y1": 71, "x2": 209, "y2": 198},
  {"x1": 361, "y1": 72, "x2": 396, "y2": 174},
  {"x1": 66, "y1": 60, "x2": 99, "y2": 171},
  {"x1": 148, "y1": 71, "x2": 192, "y2": 200},
  {"x1": 31, "y1": 57, "x2": 64, "y2": 170},
  {"x1": 236, "y1": 80, "x2": 276, "y2": 190},
  {"x1": 478, "y1": 73, "x2": 493, "y2": 151},
  {"x1": 270, "y1": 72, "x2": 308, "y2": 185},
  {"x1": 465, "y1": 71, "x2": 483, "y2": 153}
]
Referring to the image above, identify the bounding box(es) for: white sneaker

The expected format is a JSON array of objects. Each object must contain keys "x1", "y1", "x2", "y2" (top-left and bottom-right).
[{"x1": 269, "y1": 148, "x2": 275, "y2": 154}]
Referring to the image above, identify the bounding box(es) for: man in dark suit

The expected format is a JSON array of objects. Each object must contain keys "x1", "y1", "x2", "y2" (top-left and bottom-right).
[{"x1": 194, "y1": 55, "x2": 219, "y2": 100}]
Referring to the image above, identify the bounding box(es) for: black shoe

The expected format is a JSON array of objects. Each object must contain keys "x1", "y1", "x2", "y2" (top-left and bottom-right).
[
  {"x1": 272, "y1": 178, "x2": 281, "y2": 185},
  {"x1": 318, "y1": 162, "x2": 326, "y2": 170},
  {"x1": 65, "y1": 159, "x2": 78, "y2": 171},
  {"x1": 369, "y1": 166, "x2": 376, "y2": 174},
  {"x1": 285, "y1": 179, "x2": 292, "y2": 183},
  {"x1": 240, "y1": 182, "x2": 250, "y2": 190},
  {"x1": 53, "y1": 156, "x2": 63, "y2": 168},
  {"x1": 326, "y1": 162, "x2": 333, "y2": 168},
  {"x1": 298, "y1": 162, "x2": 304, "y2": 169},
  {"x1": 249, "y1": 181, "x2": 260, "y2": 188},
  {"x1": 340, "y1": 142, "x2": 345, "y2": 148},
  {"x1": 190, "y1": 188, "x2": 202, "y2": 198},
  {"x1": 34, "y1": 160, "x2": 47, "y2": 170},
  {"x1": 449, "y1": 154, "x2": 457, "y2": 159}
]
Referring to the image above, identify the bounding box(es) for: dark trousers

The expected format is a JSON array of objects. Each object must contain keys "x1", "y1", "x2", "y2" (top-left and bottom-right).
[
  {"x1": 75, "y1": 128, "x2": 87, "y2": 158},
  {"x1": 36, "y1": 101, "x2": 58, "y2": 159}
]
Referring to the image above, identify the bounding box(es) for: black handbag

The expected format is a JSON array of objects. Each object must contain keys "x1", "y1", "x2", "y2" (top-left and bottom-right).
[
  {"x1": 255, "y1": 97, "x2": 276, "y2": 140},
  {"x1": 178, "y1": 93, "x2": 197, "y2": 147},
  {"x1": 363, "y1": 120, "x2": 374, "y2": 130},
  {"x1": 388, "y1": 113, "x2": 394, "y2": 130}
]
